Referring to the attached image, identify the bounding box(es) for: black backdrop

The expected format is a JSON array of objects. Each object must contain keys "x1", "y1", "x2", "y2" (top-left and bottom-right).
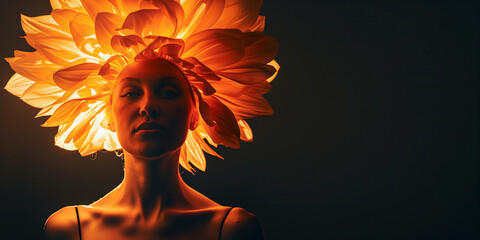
[{"x1": 0, "y1": 0, "x2": 478, "y2": 239}]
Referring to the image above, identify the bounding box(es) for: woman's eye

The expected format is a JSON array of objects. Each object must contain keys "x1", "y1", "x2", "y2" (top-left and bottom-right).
[
  {"x1": 158, "y1": 86, "x2": 180, "y2": 98},
  {"x1": 121, "y1": 91, "x2": 140, "y2": 97},
  {"x1": 160, "y1": 90, "x2": 179, "y2": 97}
]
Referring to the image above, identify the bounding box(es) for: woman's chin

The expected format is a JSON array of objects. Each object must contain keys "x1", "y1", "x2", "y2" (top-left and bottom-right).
[{"x1": 128, "y1": 143, "x2": 180, "y2": 160}]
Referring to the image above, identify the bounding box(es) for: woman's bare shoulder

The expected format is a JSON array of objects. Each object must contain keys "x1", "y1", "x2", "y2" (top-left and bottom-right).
[
  {"x1": 44, "y1": 206, "x2": 80, "y2": 240},
  {"x1": 221, "y1": 207, "x2": 264, "y2": 240}
]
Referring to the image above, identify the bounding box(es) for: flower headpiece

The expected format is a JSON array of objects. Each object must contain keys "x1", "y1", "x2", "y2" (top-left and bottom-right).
[{"x1": 5, "y1": 0, "x2": 279, "y2": 172}]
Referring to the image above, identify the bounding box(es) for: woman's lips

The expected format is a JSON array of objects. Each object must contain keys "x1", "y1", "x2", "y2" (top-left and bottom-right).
[{"x1": 133, "y1": 122, "x2": 166, "y2": 133}]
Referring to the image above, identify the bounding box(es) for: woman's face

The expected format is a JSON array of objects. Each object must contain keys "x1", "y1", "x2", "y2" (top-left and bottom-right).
[{"x1": 111, "y1": 58, "x2": 194, "y2": 159}]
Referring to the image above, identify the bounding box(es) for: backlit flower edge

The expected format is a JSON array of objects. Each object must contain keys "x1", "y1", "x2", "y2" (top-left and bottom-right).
[{"x1": 5, "y1": 0, "x2": 279, "y2": 172}]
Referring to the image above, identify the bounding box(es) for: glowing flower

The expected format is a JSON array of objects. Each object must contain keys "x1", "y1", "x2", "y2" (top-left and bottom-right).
[{"x1": 5, "y1": 0, "x2": 279, "y2": 172}]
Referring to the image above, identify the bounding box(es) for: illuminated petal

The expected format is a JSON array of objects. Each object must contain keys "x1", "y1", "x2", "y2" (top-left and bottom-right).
[
  {"x1": 69, "y1": 14, "x2": 102, "y2": 56},
  {"x1": 42, "y1": 94, "x2": 108, "y2": 127},
  {"x1": 53, "y1": 63, "x2": 102, "y2": 90},
  {"x1": 6, "y1": 51, "x2": 60, "y2": 85},
  {"x1": 51, "y1": 9, "x2": 82, "y2": 34},
  {"x1": 119, "y1": 0, "x2": 142, "y2": 15},
  {"x1": 227, "y1": 33, "x2": 279, "y2": 68},
  {"x1": 202, "y1": 95, "x2": 240, "y2": 148},
  {"x1": 183, "y1": 29, "x2": 244, "y2": 69},
  {"x1": 4, "y1": 74, "x2": 36, "y2": 97},
  {"x1": 218, "y1": 65, "x2": 276, "y2": 85},
  {"x1": 80, "y1": 0, "x2": 116, "y2": 21},
  {"x1": 215, "y1": 90, "x2": 273, "y2": 119},
  {"x1": 182, "y1": 131, "x2": 207, "y2": 171},
  {"x1": 120, "y1": 9, "x2": 178, "y2": 37},
  {"x1": 95, "y1": 12, "x2": 124, "y2": 52},
  {"x1": 35, "y1": 36, "x2": 93, "y2": 65},
  {"x1": 50, "y1": 0, "x2": 83, "y2": 9},
  {"x1": 192, "y1": 87, "x2": 214, "y2": 126},
  {"x1": 238, "y1": 119, "x2": 252, "y2": 141},
  {"x1": 249, "y1": 15, "x2": 264, "y2": 32},
  {"x1": 212, "y1": 0, "x2": 262, "y2": 31},
  {"x1": 21, "y1": 83, "x2": 65, "y2": 108},
  {"x1": 179, "y1": 0, "x2": 225, "y2": 38},
  {"x1": 111, "y1": 35, "x2": 146, "y2": 59},
  {"x1": 21, "y1": 14, "x2": 69, "y2": 48},
  {"x1": 266, "y1": 59, "x2": 280, "y2": 83}
]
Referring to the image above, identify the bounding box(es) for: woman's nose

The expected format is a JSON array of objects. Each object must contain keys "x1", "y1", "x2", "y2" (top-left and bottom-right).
[{"x1": 139, "y1": 94, "x2": 158, "y2": 118}]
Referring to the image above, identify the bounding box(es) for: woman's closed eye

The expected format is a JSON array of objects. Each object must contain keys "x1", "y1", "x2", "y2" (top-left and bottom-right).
[{"x1": 157, "y1": 86, "x2": 180, "y2": 98}]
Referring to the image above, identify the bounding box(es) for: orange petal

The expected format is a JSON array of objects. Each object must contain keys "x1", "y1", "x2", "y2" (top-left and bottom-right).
[
  {"x1": 179, "y1": 0, "x2": 225, "y2": 38},
  {"x1": 20, "y1": 83, "x2": 65, "y2": 108},
  {"x1": 183, "y1": 130, "x2": 207, "y2": 171},
  {"x1": 21, "y1": 14, "x2": 69, "y2": 42},
  {"x1": 42, "y1": 94, "x2": 108, "y2": 127},
  {"x1": 193, "y1": 87, "x2": 215, "y2": 126},
  {"x1": 249, "y1": 15, "x2": 265, "y2": 32},
  {"x1": 238, "y1": 119, "x2": 253, "y2": 141},
  {"x1": 120, "y1": 9, "x2": 178, "y2": 37},
  {"x1": 53, "y1": 63, "x2": 102, "y2": 90},
  {"x1": 111, "y1": 35, "x2": 146, "y2": 59},
  {"x1": 227, "y1": 33, "x2": 279, "y2": 69},
  {"x1": 35, "y1": 36, "x2": 92, "y2": 65},
  {"x1": 202, "y1": 95, "x2": 240, "y2": 148},
  {"x1": 218, "y1": 65, "x2": 276, "y2": 85},
  {"x1": 6, "y1": 51, "x2": 60, "y2": 85},
  {"x1": 183, "y1": 29, "x2": 244, "y2": 69},
  {"x1": 212, "y1": 0, "x2": 262, "y2": 31},
  {"x1": 81, "y1": 0, "x2": 116, "y2": 21},
  {"x1": 215, "y1": 93, "x2": 272, "y2": 119},
  {"x1": 4, "y1": 73, "x2": 36, "y2": 97},
  {"x1": 95, "y1": 12, "x2": 124, "y2": 52},
  {"x1": 51, "y1": 9, "x2": 82, "y2": 34}
]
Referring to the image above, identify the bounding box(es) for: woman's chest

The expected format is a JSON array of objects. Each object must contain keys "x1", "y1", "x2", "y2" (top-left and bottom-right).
[{"x1": 79, "y1": 208, "x2": 230, "y2": 240}]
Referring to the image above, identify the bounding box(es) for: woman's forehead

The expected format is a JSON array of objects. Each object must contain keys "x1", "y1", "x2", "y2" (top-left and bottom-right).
[{"x1": 117, "y1": 59, "x2": 188, "y2": 86}]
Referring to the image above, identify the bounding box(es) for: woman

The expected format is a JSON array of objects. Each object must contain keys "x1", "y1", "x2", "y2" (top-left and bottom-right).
[
  {"x1": 43, "y1": 58, "x2": 263, "y2": 239},
  {"x1": 5, "y1": 0, "x2": 279, "y2": 239}
]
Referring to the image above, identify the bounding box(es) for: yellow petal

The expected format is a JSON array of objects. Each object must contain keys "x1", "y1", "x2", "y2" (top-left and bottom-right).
[
  {"x1": 21, "y1": 83, "x2": 65, "y2": 108},
  {"x1": 4, "y1": 73, "x2": 36, "y2": 97},
  {"x1": 21, "y1": 14, "x2": 69, "y2": 47},
  {"x1": 6, "y1": 51, "x2": 60, "y2": 85},
  {"x1": 35, "y1": 36, "x2": 93, "y2": 65}
]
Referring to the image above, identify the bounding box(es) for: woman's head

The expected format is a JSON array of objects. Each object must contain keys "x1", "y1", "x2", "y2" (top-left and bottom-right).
[{"x1": 110, "y1": 58, "x2": 197, "y2": 159}]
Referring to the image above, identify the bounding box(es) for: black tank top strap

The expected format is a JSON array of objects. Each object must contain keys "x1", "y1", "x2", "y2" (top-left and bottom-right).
[
  {"x1": 218, "y1": 206, "x2": 234, "y2": 240},
  {"x1": 74, "y1": 206, "x2": 82, "y2": 240}
]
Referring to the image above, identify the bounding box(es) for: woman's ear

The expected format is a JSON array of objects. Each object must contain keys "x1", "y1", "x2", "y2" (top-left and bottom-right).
[
  {"x1": 105, "y1": 104, "x2": 116, "y2": 132},
  {"x1": 108, "y1": 121, "x2": 116, "y2": 132},
  {"x1": 189, "y1": 109, "x2": 199, "y2": 130}
]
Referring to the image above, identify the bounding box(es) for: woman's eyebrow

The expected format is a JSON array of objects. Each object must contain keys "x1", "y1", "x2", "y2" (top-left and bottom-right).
[{"x1": 121, "y1": 77, "x2": 141, "y2": 83}]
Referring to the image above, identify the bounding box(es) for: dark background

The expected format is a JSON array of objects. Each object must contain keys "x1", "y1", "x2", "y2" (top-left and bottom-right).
[{"x1": 0, "y1": 0, "x2": 478, "y2": 239}]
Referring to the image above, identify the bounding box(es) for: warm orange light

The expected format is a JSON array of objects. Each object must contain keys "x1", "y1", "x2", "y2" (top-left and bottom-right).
[{"x1": 5, "y1": 0, "x2": 279, "y2": 172}]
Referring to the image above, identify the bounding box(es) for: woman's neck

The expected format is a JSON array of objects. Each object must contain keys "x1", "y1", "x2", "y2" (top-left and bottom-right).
[{"x1": 115, "y1": 150, "x2": 192, "y2": 219}]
